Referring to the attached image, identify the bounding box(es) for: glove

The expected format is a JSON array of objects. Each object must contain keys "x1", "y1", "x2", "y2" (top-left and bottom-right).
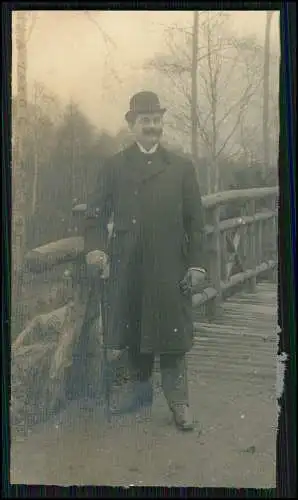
[
  {"x1": 86, "y1": 250, "x2": 110, "y2": 279},
  {"x1": 179, "y1": 268, "x2": 206, "y2": 295},
  {"x1": 106, "y1": 348, "x2": 123, "y2": 363},
  {"x1": 86, "y1": 249, "x2": 108, "y2": 266}
]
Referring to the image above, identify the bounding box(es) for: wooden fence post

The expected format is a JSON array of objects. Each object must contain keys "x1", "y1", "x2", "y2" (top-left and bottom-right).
[
  {"x1": 246, "y1": 200, "x2": 257, "y2": 293},
  {"x1": 238, "y1": 207, "x2": 247, "y2": 272},
  {"x1": 220, "y1": 231, "x2": 228, "y2": 282},
  {"x1": 267, "y1": 195, "x2": 278, "y2": 282},
  {"x1": 255, "y1": 216, "x2": 262, "y2": 270},
  {"x1": 206, "y1": 206, "x2": 222, "y2": 319}
]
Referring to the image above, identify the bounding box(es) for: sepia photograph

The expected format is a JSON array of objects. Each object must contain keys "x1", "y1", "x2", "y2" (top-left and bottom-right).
[{"x1": 10, "y1": 9, "x2": 280, "y2": 487}]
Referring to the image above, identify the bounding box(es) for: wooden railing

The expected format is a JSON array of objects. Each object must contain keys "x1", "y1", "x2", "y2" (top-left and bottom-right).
[
  {"x1": 21, "y1": 186, "x2": 278, "y2": 328},
  {"x1": 199, "y1": 186, "x2": 278, "y2": 316}
]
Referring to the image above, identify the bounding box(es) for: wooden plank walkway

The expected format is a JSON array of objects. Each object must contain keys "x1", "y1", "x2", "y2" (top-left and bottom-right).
[
  {"x1": 189, "y1": 282, "x2": 278, "y2": 385},
  {"x1": 11, "y1": 281, "x2": 278, "y2": 487}
]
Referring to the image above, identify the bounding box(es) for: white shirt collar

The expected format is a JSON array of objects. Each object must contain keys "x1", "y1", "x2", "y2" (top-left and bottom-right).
[{"x1": 136, "y1": 142, "x2": 159, "y2": 155}]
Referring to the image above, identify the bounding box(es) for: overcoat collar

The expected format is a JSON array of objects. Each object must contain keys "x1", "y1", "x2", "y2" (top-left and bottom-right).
[{"x1": 122, "y1": 142, "x2": 171, "y2": 184}]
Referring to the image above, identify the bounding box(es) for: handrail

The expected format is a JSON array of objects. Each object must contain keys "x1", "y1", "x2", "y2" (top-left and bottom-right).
[
  {"x1": 202, "y1": 186, "x2": 278, "y2": 208},
  {"x1": 23, "y1": 186, "x2": 278, "y2": 320},
  {"x1": 71, "y1": 186, "x2": 279, "y2": 214}
]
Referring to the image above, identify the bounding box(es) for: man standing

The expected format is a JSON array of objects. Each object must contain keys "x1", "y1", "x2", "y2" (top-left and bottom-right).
[{"x1": 85, "y1": 91, "x2": 206, "y2": 431}]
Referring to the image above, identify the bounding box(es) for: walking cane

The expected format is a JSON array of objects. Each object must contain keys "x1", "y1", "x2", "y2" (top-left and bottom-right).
[
  {"x1": 100, "y1": 221, "x2": 114, "y2": 422},
  {"x1": 72, "y1": 203, "x2": 113, "y2": 420},
  {"x1": 100, "y1": 278, "x2": 112, "y2": 423},
  {"x1": 84, "y1": 259, "x2": 112, "y2": 422}
]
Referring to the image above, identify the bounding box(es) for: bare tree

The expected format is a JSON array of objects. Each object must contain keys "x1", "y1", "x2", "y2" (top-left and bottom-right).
[
  {"x1": 12, "y1": 11, "x2": 28, "y2": 326},
  {"x1": 29, "y1": 82, "x2": 61, "y2": 215},
  {"x1": 25, "y1": 11, "x2": 38, "y2": 43},
  {"x1": 191, "y1": 12, "x2": 199, "y2": 169},
  {"x1": 237, "y1": 40, "x2": 279, "y2": 170},
  {"x1": 83, "y1": 11, "x2": 122, "y2": 87},
  {"x1": 263, "y1": 11, "x2": 274, "y2": 178},
  {"x1": 144, "y1": 13, "x2": 264, "y2": 192},
  {"x1": 237, "y1": 82, "x2": 279, "y2": 170},
  {"x1": 30, "y1": 83, "x2": 41, "y2": 216},
  {"x1": 12, "y1": 11, "x2": 40, "y2": 332}
]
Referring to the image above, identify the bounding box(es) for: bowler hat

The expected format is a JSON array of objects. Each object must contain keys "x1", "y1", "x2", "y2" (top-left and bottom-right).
[{"x1": 125, "y1": 91, "x2": 166, "y2": 122}]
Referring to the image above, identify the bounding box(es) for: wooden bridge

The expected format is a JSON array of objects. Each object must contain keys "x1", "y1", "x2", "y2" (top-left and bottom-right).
[
  {"x1": 16, "y1": 185, "x2": 279, "y2": 380},
  {"x1": 22, "y1": 185, "x2": 278, "y2": 305},
  {"x1": 191, "y1": 281, "x2": 278, "y2": 382},
  {"x1": 11, "y1": 185, "x2": 279, "y2": 486}
]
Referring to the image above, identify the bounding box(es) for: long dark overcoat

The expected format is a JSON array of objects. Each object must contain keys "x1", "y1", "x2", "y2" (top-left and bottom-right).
[{"x1": 84, "y1": 143, "x2": 206, "y2": 354}]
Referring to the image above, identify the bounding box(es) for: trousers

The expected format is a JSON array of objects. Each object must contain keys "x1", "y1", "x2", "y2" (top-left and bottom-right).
[{"x1": 128, "y1": 348, "x2": 189, "y2": 406}]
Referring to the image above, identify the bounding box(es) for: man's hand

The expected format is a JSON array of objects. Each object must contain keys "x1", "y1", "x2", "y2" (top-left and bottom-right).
[
  {"x1": 86, "y1": 250, "x2": 110, "y2": 279},
  {"x1": 179, "y1": 268, "x2": 206, "y2": 295},
  {"x1": 86, "y1": 249, "x2": 108, "y2": 266},
  {"x1": 106, "y1": 348, "x2": 123, "y2": 363}
]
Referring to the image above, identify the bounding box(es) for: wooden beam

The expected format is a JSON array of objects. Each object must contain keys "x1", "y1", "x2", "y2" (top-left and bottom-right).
[
  {"x1": 72, "y1": 187, "x2": 279, "y2": 215},
  {"x1": 24, "y1": 237, "x2": 84, "y2": 273},
  {"x1": 202, "y1": 186, "x2": 278, "y2": 209},
  {"x1": 192, "y1": 287, "x2": 218, "y2": 307},
  {"x1": 221, "y1": 260, "x2": 277, "y2": 295}
]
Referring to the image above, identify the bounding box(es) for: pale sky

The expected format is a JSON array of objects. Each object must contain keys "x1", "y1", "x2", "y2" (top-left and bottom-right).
[{"x1": 12, "y1": 10, "x2": 280, "y2": 133}]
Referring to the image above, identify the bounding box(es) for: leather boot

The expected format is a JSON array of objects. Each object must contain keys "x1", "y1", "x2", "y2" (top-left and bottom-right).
[
  {"x1": 111, "y1": 380, "x2": 153, "y2": 415},
  {"x1": 160, "y1": 353, "x2": 193, "y2": 430},
  {"x1": 170, "y1": 403, "x2": 194, "y2": 431}
]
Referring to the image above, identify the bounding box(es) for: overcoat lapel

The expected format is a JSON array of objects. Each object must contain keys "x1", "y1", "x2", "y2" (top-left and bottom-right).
[{"x1": 122, "y1": 143, "x2": 171, "y2": 185}]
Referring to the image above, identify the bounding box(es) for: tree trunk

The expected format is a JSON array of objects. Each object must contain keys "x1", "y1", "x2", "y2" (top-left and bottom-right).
[
  {"x1": 262, "y1": 11, "x2": 274, "y2": 179},
  {"x1": 191, "y1": 11, "x2": 199, "y2": 173},
  {"x1": 214, "y1": 156, "x2": 220, "y2": 193},
  {"x1": 31, "y1": 86, "x2": 40, "y2": 216},
  {"x1": 12, "y1": 11, "x2": 28, "y2": 334},
  {"x1": 206, "y1": 12, "x2": 218, "y2": 194},
  {"x1": 31, "y1": 146, "x2": 38, "y2": 215}
]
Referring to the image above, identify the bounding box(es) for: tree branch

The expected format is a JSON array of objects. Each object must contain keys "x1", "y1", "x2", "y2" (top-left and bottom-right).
[
  {"x1": 216, "y1": 72, "x2": 262, "y2": 131},
  {"x1": 84, "y1": 11, "x2": 117, "y2": 49},
  {"x1": 216, "y1": 100, "x2": 250, "y2": 158},
  {"x1": 199, "y1": 69, "x2": 213, "y2": 106},
  {"x1": 184, "y1": 91, "x2": 211, "y2": 147},
  {"x1": 83, "y1": 11, "x2": 123, "y2": 85},
  {"x1": 171, "y1": 111, "x2": 191, "y2": 131},
  {"x1": 25, "y1": 12, "x2": 37, "y2": 44},
  {"x1": 145, "y1": 43, "x2": 235, "y2": 78}
]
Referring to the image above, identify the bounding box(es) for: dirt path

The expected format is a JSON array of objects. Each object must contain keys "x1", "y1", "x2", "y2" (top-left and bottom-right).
[{"x1": 11, "y1": 370, "x2": 276, "y2": 487}]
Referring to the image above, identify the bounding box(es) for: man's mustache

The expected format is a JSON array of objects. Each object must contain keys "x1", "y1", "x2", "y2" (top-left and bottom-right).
[{"x1": 142, "y1": 128, "x2": 163, "y2": 137}]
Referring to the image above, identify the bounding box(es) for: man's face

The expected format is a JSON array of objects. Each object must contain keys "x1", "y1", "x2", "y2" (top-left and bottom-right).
[{"x1": 130, "y1": 112, "x2": 164, "y2": 150}]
